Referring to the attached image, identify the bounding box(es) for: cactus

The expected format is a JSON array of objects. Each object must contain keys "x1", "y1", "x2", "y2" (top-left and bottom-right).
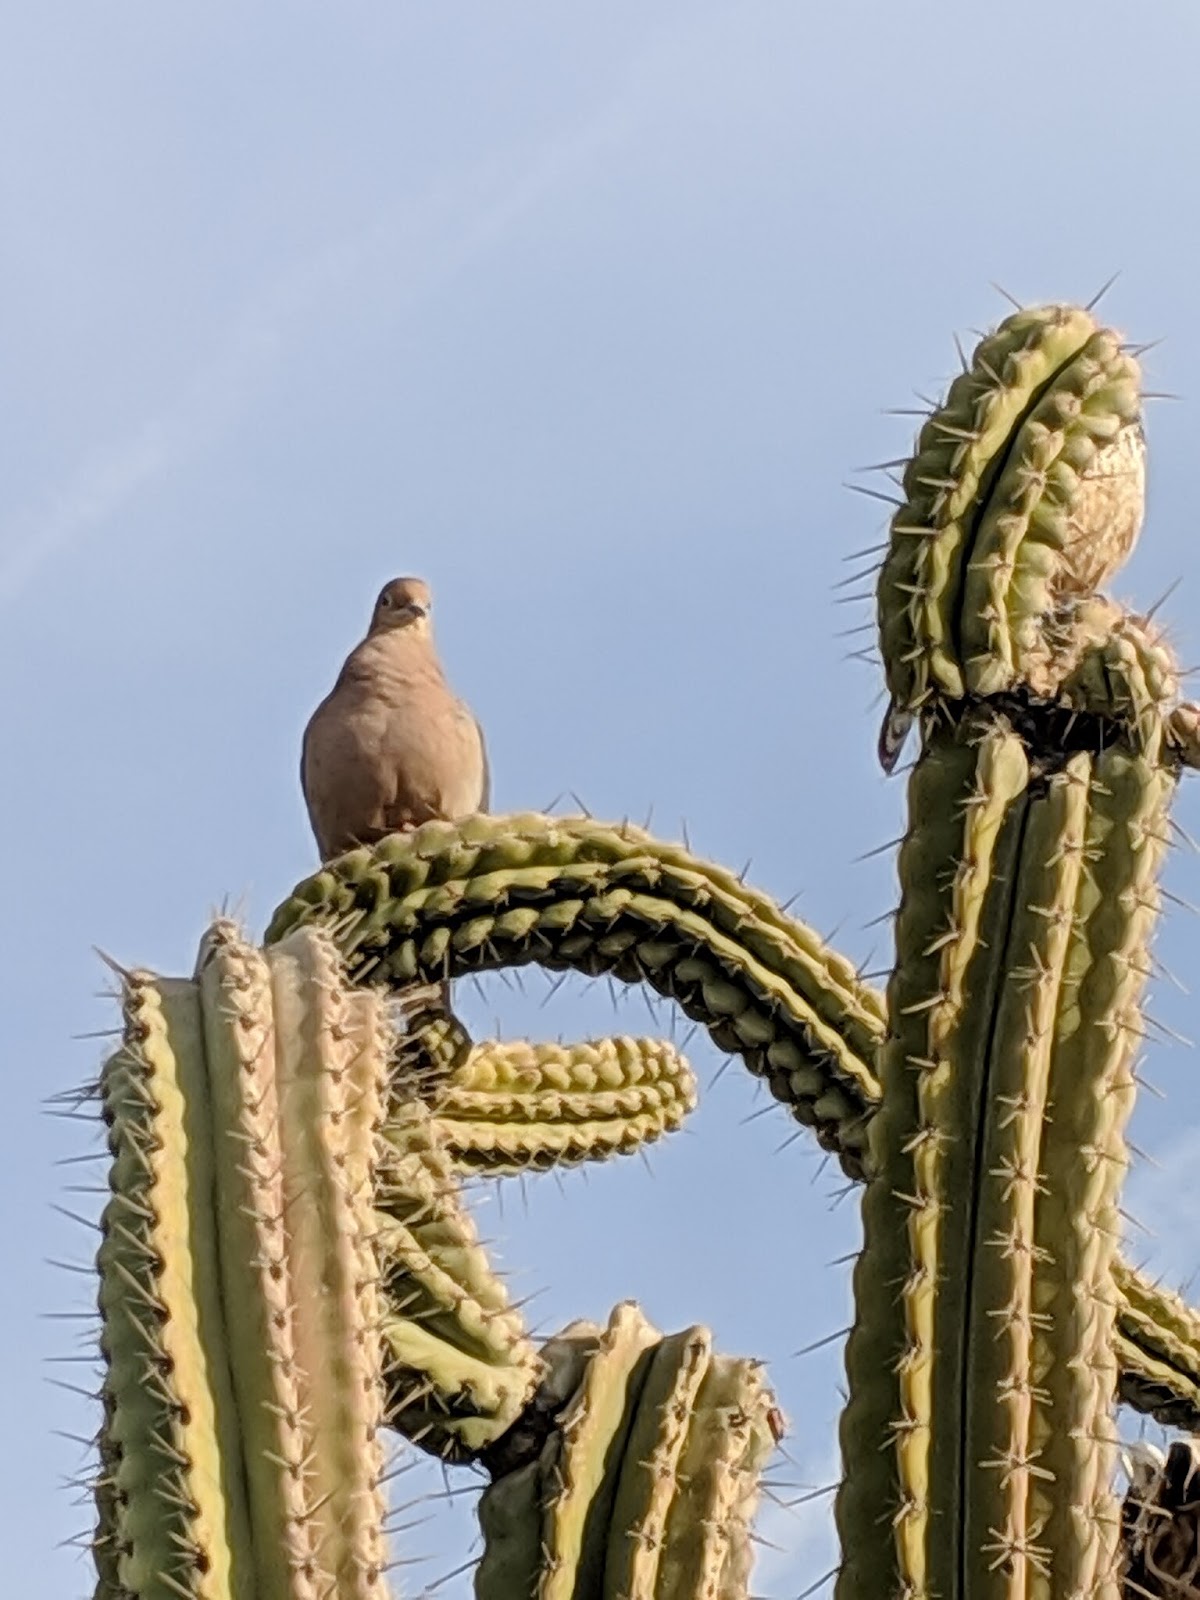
[
  {"x1": 474, "y1": 1304, "x2": 779, "y2": 1600},
  {"x1": 85, "y1": 298, "x2": 1200, "y2": 1598}
]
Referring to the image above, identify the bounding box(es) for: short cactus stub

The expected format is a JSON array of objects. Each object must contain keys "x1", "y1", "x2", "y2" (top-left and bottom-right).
[{"x1": 474, "y1": 1303, "x2": 780, "y2": 1600}]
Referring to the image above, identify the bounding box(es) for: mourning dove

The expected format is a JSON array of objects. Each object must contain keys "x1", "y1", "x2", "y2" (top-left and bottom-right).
[
  {"x1": 302, "y1": 575, "x2": 489, "y2": 857},
  {"x1": 302, "y1": 577, "x2": 488, "y2": 1018}
]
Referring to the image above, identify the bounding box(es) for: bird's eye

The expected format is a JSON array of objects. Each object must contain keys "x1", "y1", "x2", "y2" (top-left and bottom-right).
[{"x1": 378, "y1": 592, "x2": 393, "y2": 608}]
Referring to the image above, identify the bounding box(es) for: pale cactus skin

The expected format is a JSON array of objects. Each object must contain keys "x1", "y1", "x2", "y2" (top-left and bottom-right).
[{"x1": 89, "y1": 302, "x2": 1200, "y2": 1600}]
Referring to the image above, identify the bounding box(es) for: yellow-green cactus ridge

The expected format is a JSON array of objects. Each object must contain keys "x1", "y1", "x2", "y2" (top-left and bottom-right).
[
  {"x1": 96, "y1": 970, "x2": 249, "y2": 1600},
  {"x1": 376, "y1": 1094, "x2": 541, "y2": 1457},
  {"x1": 427, "y1": 1035, "x2": 697, "y2": 1174},
  {"x1": 960, "y1": 326, "x2": 1141, "y2": 696},
  {"x1": 1027, "y1": 745, "x2": 1175, "y2": 1599},
  {"x1": 266, "y1": 813, "x2": 885, "y2": 1169},
  {"x1": 198, "y1": 923, "x2": 391, "y2": 1600}
]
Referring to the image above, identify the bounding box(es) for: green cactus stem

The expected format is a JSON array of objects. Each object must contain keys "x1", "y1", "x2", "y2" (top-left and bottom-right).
[
  {"x1": 474, "y1": 1303, "x2": 779, "y2": 1600},
  {"x1": 96, "y1": 924, "x2": 393, "y2": 1600},
  {"x1": 426, "y1": 1035, "x2": 697, "y2": 1174},
  {"x1": 835, "y1": 715, "x2": 1173, "y2": 1600},
  {"x1": 377, "y1": 1094, "x2": 540, "y2": 1458}
]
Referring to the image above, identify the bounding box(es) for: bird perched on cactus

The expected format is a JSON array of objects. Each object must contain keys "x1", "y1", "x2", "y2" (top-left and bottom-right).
[
  {"x1": 301, "y1": 576, "x2": 490, "y2": 858},
  {"x1": 302, "y1": 575, "x2": 489, "y2": 1014}
]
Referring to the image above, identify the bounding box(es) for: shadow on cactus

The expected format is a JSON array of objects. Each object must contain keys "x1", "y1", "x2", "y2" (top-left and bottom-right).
[{"x1": 89, "y1": 300, "x2": 1200, "y2": 1600}]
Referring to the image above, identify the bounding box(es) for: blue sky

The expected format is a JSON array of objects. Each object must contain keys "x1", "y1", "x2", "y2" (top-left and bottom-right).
[{"x1": 5, "y1": 3, "x2": 1200, "y2": 1593}]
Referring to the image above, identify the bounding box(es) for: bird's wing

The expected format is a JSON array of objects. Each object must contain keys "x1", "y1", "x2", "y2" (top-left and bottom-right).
[{"x1": 474, "y1": 713, "x2": 491, "y2": 811}]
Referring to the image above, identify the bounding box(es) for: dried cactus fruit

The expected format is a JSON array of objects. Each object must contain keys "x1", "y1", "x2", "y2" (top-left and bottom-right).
[{"x1": 1121, "y1": 1440, "x2": 1200, "y2": 1598}]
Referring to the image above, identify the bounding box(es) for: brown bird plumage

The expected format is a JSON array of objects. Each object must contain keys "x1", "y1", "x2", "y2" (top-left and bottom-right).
[{"x1": 301, "y1": 576, "x2": 489, "y2": 861}]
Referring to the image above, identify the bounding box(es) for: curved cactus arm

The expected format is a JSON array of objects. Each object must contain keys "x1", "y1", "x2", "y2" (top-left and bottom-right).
[
  {"x1": 474, "y1": 1304, "x2": 780, "y2": 1600},
  {"x1": 266, "y1": 812, "x2": 885, "y2": 1173},
  {"x1": 427, "y1": 1035, "x2": 697, "y2": 1175},
  {"x1": 377, "y1": 1095, "x2": 541, "y2": 1458},
  {"x1": 1114, "y1": 1263, "x2": 1200, "y2": 1431}
]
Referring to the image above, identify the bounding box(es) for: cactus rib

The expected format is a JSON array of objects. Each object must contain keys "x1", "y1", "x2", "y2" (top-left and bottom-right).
[{"x1": 97, "y1": 971, "x2": 248, "y2": 1600}]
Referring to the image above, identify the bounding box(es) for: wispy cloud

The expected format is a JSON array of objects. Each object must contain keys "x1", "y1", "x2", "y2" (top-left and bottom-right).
[{"x1": 0, "y1": 92, "x2": 636, "y2": 607}]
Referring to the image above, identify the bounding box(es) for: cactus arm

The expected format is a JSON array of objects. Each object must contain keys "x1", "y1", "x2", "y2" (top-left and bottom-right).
[
  {"x1": 961, "y1": 330, "x2": 1141, "y2": 695},
  {"x1": 428, "y1": 1036, "x2": 697, "y2": 1175},
  {"x1": 195, "y1": 929, "x2": 328, "y2": 1600},
  {"x1": 602, "y1": 1326, "x2": 712, "y2": 1598},
  {"x1": 97, "y1": 973, "x2": 249, "y2": 1600},
  {"x1": 376, "y1": 1097, "x2": 540, "y2": 1457},
  {"x1": 1114, "y1": 1262, "x2": 1200, "y2": 1428},
  {"x1": 266, "y1": 813, "x2": 884, "y2": 1173},
  {"x1": 877, "y1": 305, "x2": 1097, "y2": 708},
  {"x1": 654, "y1": 1351, "x2": 779, "y2": 1600}
]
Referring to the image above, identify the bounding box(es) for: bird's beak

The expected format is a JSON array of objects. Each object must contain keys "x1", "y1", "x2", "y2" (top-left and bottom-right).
[{"x1": 400, "y1": 602, "x2": 429, "y2": 623}]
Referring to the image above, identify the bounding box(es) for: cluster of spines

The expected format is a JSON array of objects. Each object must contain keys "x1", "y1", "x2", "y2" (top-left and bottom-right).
[{"x1": 474, "y1": 1303, "x2": 779, "y2": 1600}]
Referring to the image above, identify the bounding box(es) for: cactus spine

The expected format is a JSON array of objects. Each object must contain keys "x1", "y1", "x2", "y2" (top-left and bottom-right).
[{"x1": 87, "y1": 297, "x2": 1200, "y2": 1598}]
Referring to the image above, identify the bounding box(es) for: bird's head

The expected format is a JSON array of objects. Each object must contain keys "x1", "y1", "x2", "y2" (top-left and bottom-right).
[{"x1": 368, "y1": 576, "x2": 433, "y2": 637}]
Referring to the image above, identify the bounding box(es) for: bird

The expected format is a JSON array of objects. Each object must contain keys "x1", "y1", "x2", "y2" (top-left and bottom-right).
[
  {"x1": 302, "y1": 575, "x2": 489, "y2": 858},
  {"x1": 301, "y1": 576, "x2": 489, "y2": 1012}
]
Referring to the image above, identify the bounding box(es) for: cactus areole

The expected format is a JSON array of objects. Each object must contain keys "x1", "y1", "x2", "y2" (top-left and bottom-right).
[{"x1": 90, "y1": 303, "x2": 1200, "y2": 1600}]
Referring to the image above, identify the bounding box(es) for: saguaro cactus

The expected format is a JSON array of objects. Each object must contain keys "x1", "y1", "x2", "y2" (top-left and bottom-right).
[{"x1": 87, "y1": 299, "x2": 1200, "y2": 1599}]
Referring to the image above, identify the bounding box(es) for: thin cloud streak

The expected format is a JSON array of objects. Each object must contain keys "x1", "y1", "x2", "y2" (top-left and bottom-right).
[{"x1": 0, "y1": 95, "x2": 635, "y2": 608}]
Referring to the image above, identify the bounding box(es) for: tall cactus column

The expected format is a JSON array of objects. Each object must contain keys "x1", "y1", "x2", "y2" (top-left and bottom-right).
[{"x1": 836, "y1": 305, "x2": 1180, "y2": 1600}]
